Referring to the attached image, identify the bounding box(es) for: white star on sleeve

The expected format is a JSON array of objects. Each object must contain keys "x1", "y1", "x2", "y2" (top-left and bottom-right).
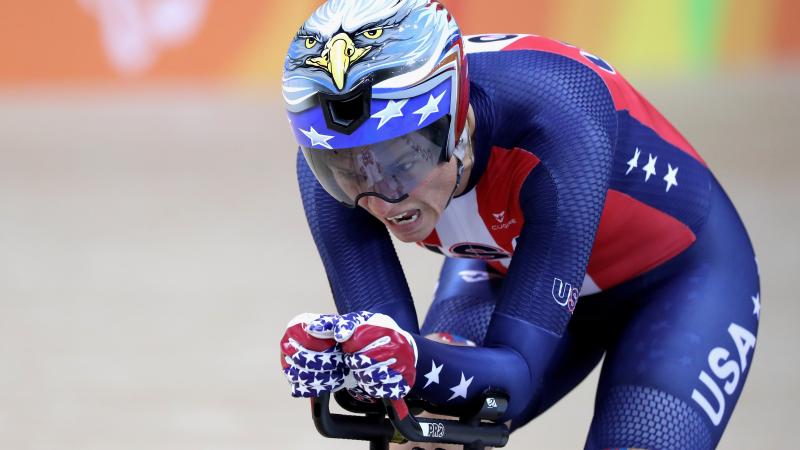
[
  {"x1": 448, "y1": 372, "x2": 474, "y2": 401},
  {"x1": 423, "y1": 360, "x2": 443, "y2": 388},
  {"x1": 626, "y1": 147, "x2": 641, "y2": 175},
  {"x1": 642, "y1": 153, "x2": 658, "y2": 182},
  {"x1": 413, "y1": 91, "x2": 445, "y2": 125},
  {"x1": 751, "y1": 293, "x2": 761, "y2": 320},
  {"x1": 299, "y1": 126, "x2": 334, "y2": 150},
  {"x1": 371, "y1": 99, "x2": 408, "y2": 129},
  {"x1": 663, "y1": 164, "x2": 679, "y2": 192}
]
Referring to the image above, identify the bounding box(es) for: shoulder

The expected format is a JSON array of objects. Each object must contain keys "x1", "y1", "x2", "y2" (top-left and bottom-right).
[
  {"x1": 465, "y1": 35, "x2": 618, "y2": 148},
  {"x1": 465, "y1": 34, "x2": 618, "y2": 77},
  {"x1": 465, "y1": 34, "x2": 616, "y2": 109}
]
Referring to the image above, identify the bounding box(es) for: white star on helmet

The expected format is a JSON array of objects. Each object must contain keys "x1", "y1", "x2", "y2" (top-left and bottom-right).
[
  {"x1": 300, "y1": 126, "x2": 335, "y2": 149},
  {"x1": 413, "y1": 91, "x2": 445, "y2": 126},
  {"x1": 371, "y1": 99, "x2": 408, "y2": 129}
]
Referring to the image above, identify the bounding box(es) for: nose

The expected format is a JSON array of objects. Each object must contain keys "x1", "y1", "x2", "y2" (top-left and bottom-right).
[{"x1": 364, "y1": 196, "x2": 395, "y2": 217}]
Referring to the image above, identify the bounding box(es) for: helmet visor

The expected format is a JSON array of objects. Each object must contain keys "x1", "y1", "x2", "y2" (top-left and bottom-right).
[{"x1": 301, "y1": 115, "x2": 451, "y2": 207}]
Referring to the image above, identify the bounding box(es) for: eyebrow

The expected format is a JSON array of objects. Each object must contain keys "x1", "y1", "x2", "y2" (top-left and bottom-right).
[{"x1": 296, "y1": 27, "x2": 322, "y2": 40}]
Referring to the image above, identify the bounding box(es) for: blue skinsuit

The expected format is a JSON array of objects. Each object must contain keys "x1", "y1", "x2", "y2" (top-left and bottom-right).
[{"x1": 296, "y1": 35, "x2": 760, "y2": 449}]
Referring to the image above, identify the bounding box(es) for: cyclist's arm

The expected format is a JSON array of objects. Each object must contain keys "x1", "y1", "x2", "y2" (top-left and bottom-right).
[
  {"x1": 297, "y1": 151, "x2": 420, "y2": 333},
  {"x1": 297, "y1": 58, "x2": 617, "y2": 420},
  {"x1": 486, "y1": 59, "x2": 619, "y2": 348},
  {"x1": 410, "y1": 61, "x2": 619, "y2": 419},
  {"x1": 297, "y1": 150, "x2": 532, "y2": 418}
]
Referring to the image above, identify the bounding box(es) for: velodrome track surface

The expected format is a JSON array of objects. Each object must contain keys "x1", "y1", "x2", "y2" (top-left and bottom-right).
[{"x1": 1, "y1": 72, "x2": 797, "y2": 449}]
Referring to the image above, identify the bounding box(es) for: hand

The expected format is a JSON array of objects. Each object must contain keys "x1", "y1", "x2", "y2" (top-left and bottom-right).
[
  {"x1": 333, "y1": 311, "x2": 418, "y2": 400},
  {"x1": 280, "y1": 313, "x2": 347, "y2": 398}
]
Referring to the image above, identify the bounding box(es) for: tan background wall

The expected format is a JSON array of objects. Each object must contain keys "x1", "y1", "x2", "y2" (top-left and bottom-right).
[{"x1": 1, "y1": 1, "x2": 799, "y2": 449}]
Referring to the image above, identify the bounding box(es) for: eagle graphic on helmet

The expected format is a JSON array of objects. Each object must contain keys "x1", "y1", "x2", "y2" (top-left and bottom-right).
[
  {"x1": 283, "y1": 0, "x2": 464, "y2": 108},
  {"x1": 284, "y1": 0, "x2": 470, "y2": 207}
]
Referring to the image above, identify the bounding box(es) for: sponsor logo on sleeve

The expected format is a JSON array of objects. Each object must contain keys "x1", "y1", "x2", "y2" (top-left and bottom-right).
[{"x1": 552, "y1": 278, "x2": 579, "y2": 313}]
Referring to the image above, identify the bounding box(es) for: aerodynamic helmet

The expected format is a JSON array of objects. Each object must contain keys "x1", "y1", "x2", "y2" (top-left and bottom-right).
[{"x1": 283, "y1": 0, "x2": 469, "y2": 207}]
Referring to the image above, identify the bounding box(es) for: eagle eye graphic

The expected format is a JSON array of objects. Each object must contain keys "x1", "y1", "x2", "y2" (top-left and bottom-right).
[
  {"x1": 304, "y1": 37, "x2": 318, "y2": 49},
  {"x1": 360, "y1": 27, "x2": 384, "y2": 40}
]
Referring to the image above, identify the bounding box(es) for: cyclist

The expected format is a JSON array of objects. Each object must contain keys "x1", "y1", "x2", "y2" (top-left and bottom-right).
[{"x1": 279, "y1": 1, "x2": 761, "y2": 448}]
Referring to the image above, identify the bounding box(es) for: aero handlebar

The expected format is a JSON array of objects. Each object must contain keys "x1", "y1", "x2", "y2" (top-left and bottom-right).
[{"x1": 311, "y1": 391, "x2": 510, "y2": 450}]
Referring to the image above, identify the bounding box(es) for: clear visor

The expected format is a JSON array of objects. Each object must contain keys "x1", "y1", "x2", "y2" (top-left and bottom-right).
[{"x1": 301, "y1": 115, "x2": 451, "y2": 207}]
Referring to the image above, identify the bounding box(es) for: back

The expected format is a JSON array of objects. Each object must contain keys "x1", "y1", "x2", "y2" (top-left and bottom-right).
[{"x1": 416, "y1": 34, "x2": 712, "y2": 293}]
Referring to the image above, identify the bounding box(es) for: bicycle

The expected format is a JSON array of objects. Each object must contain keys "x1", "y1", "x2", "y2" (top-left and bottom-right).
[{"x1": 311, "y1": 390, "x2": 511, "y2": 450}]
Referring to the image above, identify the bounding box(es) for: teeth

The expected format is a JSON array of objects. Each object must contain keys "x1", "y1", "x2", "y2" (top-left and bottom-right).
[{"x1": 387, "y1": 211, "x2": 419, "y2": 225}]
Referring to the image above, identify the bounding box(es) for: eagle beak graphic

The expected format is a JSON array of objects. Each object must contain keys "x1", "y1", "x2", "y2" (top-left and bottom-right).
[{"x1": 306, "y1": 33, "x2": 372, "y2": 90}]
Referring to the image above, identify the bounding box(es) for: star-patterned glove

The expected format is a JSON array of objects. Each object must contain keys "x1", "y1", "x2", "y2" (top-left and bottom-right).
[
  {"x1": 280, "y1": 313, "x2": 347, "y2": 398},
  {"x1": 333, "y1": 311, "x2": 418, "y2": 400}
]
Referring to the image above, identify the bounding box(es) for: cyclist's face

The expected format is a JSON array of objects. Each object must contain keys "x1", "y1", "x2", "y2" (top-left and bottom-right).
[
  {"x1": 328, "y1": 131, "x2": 442, "y2": 204},
  {"x1": 359, "y1": 155, "x2": 459, "y2": 243},
  {"x1": 357, "y1": 106, "x2": 475, "y2": 243}
]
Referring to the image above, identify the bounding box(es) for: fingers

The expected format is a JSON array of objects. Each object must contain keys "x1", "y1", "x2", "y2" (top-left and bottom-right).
[
  {"x1": 281, "y1": 311, "x2": 417, "y2": 400},
  {"x1": 345, "y1": 354, "x2": 412, "y2": 399},
  {"x1": 306, "y1": 314, "x2": 338, "y2": 339},
  {"x1": 281, "y1": 342, "x2": 347, "y2": 398},
  {"x1": 334, "y1": 312, "x2": 418, "y2": 399},
  {"x1": 333, "y1": 311, "x2": 374, "y2": 342},
  {"x1": 281, "y1": 315, "x2": 339, "y2": 360},
  {"x1": 283, "y1": 364, "x2": 347, "y2": 398},
  {"x1": 281, "y1": 313, "x2": 349, "y2": 398},
  {"x1": 285, "y1": 312, "x2": 338, "y2": 341},
  {"x1": 339, "y1": 320, "x2": 418, "y2": 385},
  {"x1": 284, "y1": 341, "x2": 344, "y2": 371}
]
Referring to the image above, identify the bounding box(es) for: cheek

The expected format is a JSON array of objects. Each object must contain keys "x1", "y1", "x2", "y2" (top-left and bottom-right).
[
  {"x1": 426, "y1": 164, "x2": 458, "y2": 204},
  {"x1": 407, "y1": 164, "x2": 457, "y2": 225}
]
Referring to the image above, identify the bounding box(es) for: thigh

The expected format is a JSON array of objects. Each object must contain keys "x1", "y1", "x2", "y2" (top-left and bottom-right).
[{"x1": 587, "y1": 182, "x2": 761, "y2": 449}]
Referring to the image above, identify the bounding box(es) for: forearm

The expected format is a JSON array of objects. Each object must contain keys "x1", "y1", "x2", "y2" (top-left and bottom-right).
[
  {"x1": 410, "y1": 314, "x2": 561, "y2": 421},
  {"x1": 297, "y1": 151, "x2": 420, "y2": 332}
]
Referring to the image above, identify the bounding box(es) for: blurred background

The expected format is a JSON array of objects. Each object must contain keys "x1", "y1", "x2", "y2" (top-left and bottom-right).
[{"x1": 0, "y1": 1, "x2": 798, "y2": 449}]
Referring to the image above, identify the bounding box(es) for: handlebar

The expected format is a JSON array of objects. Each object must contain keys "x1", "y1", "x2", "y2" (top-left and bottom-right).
[{"x1": 311, "y1": 391, "x2": 510, "y2": 450}]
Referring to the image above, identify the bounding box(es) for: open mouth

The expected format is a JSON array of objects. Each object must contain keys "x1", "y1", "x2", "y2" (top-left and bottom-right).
[{"x1": 386, "y1": 209, "x2": 420, "y2": 225}]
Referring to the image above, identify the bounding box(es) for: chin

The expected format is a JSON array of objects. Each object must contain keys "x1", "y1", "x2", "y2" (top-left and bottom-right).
[{"x1": 392, "y1": 230, "x2": 426, "y2": 243}]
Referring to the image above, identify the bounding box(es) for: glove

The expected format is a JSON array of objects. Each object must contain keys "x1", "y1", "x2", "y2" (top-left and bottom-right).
[
  {"x1": 333, "y1": 311, "x2": 418, "y2": 400},
  {"x1": 279, "y1": 313, "x2": 347, "y2": 398}
]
